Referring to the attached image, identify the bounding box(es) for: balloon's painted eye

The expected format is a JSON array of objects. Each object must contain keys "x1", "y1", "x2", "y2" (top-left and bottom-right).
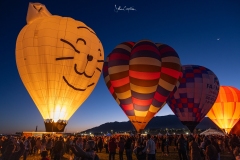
[
  {"x1": 76, "y1": 38, "x2": 86, "y2": 45},
  {"x1": 60, "y1": 39, "x2": 80, "y2": 53}
]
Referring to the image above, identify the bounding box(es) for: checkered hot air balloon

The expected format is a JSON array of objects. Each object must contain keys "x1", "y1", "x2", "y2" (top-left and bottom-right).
[
  {"x1": 207, "y1": 86, "x2": 240, "y2": 134},
  {"x1": 103, "y1": 40, "x2": 182, "y2": 133},
  {"x1": 167, "y1": 65, "x2": 220, "y2": 133}
]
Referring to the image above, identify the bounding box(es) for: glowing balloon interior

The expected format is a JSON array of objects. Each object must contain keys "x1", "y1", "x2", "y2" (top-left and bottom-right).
[
  {"x1": 16, "y1": 3, "x2": 104, "y2": 131},
  {"x1": 103, "y1": 40, "x2": 182, "y2": 133},
  {"x1": 167, "y1": 65, "x2": 220, "y2": 132},
  {"x1": 207, "y1": 86, "x2": 240, "y2": 133}
]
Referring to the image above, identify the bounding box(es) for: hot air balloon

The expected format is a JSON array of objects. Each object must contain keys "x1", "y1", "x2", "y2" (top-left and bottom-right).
[
  {"x1": 103, "y1": 40, "x2": 182, "y2": 133},
  {"x1": 167, "y1": 65, "x2": 220, "y2": 133},
  {"x1": 207, "y1": 86, "x2": 240, "y2": 133},
  {"x1": 16, "y1": 3, "x2": 104, "y2": 132}
]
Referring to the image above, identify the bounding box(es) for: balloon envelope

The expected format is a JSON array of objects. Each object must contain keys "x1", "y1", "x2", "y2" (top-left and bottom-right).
[
  {"x1": 103, "y1": 40, "x2": 182, "y2": 133},
  {"x1": 207, "y1": 86, "x2": 240, "y2": 133},
  {"x1": 230, "y1": 119, "x2": 240, "y2": 135},
  {"x1": 167, "y1": 65, "x2": 220, "y2": 132},
  {"x1": 16, "y1": 3, "x2": 104, "y2": 131}
]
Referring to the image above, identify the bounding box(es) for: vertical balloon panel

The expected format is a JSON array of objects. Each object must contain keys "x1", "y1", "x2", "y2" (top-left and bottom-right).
[
  {"x1": 16, "y1": 3, "x2": 104, "y2": 132},
  {"x1": 129, "y1": 41, "x2": 162, "y2": 131}
]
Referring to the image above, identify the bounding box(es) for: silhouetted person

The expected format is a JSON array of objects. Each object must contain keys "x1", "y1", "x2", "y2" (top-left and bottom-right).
[{"x1": 177, "y1": 134, "x2": 188, "y2": 160}]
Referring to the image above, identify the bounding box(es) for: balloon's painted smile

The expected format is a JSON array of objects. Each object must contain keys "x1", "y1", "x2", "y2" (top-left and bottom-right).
[{"x1": 56, "y1": 38, "x2": 103, "y2": 91}]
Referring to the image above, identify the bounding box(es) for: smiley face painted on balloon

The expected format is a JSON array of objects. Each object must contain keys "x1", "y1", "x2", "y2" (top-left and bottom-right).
[
  {"x1": 16, "y1": 3, "x2": 104, "y2": 124},
  {"x1": 56, "y1": 26, "x2": 104, "y2": 91}
]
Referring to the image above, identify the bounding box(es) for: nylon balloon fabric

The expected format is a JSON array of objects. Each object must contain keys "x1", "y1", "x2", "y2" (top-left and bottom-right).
[
  {"x1": 15, "y1": 3, "x2": 104, "y2": 131},
  {"x1": 167, "y1": 65, "x2": 220, "y2": 132},
  {"x1": 230, "y1": 118, "x2": 240, "y2": 135},
  {"x1": 103, "y1": 40, "x2": 182, "y2": 133},
  {"x1": 207, "y1": 86, "x2": 240, "y2": 134}
]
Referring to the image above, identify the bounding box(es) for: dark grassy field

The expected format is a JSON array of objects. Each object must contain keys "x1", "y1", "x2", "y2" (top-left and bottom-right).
[{"x1": 19, "y1": 146, "x2": 234, "y2": 160}]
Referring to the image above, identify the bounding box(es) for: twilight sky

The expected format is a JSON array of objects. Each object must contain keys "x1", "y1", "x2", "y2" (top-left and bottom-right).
[{"x1": 0, "y1": 0, "x2": 240, "y2": 134}]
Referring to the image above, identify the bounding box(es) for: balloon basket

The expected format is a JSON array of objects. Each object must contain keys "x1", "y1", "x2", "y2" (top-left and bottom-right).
[{"x1": 44, "y1": 121, "x2": 67, "y2": 132}]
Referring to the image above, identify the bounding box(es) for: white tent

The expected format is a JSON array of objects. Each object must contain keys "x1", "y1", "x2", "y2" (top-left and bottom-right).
[
  {"x1": 105, "y1": 133, "x2": 112, "y2": 136},
  {"x1": 200, "y1": 128, "x2": 226, "y2": 136}
]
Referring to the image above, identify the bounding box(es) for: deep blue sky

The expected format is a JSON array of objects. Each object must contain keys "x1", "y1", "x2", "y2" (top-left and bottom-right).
[{"x1": 0, "y1": 0, "x2": 240, "y2": 134}]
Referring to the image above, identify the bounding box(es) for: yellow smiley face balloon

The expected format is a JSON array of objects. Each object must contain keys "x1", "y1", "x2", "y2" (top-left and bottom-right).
[{"x1": 16, "y1": 3, "x2": 104, "y2": 131}]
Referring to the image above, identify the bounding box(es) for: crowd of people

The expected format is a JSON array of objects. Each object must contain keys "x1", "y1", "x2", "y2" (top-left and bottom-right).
[{"x1": 0, "y1": 132, "x2": 240, "y2": 160}]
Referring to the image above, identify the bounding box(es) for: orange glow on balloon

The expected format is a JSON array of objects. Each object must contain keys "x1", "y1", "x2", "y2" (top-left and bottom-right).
[
  {"x1": 16, "y1": 3, "x2": 104, "y2": 131},
  {"x1": 207, "y1": 86, "x2": 240, "y2": 133}
]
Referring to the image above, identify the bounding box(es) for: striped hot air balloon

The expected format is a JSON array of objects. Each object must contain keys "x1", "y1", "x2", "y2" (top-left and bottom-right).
[
  {"x1": 207, "y1": 86, "x2": 240, "y2": 133},
  {"x1": 167, "y1": 65, "x2": 220, "y2": 133},
  {"x1": 103, "y1": 40, "x2": 182, "y2": 133}
]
